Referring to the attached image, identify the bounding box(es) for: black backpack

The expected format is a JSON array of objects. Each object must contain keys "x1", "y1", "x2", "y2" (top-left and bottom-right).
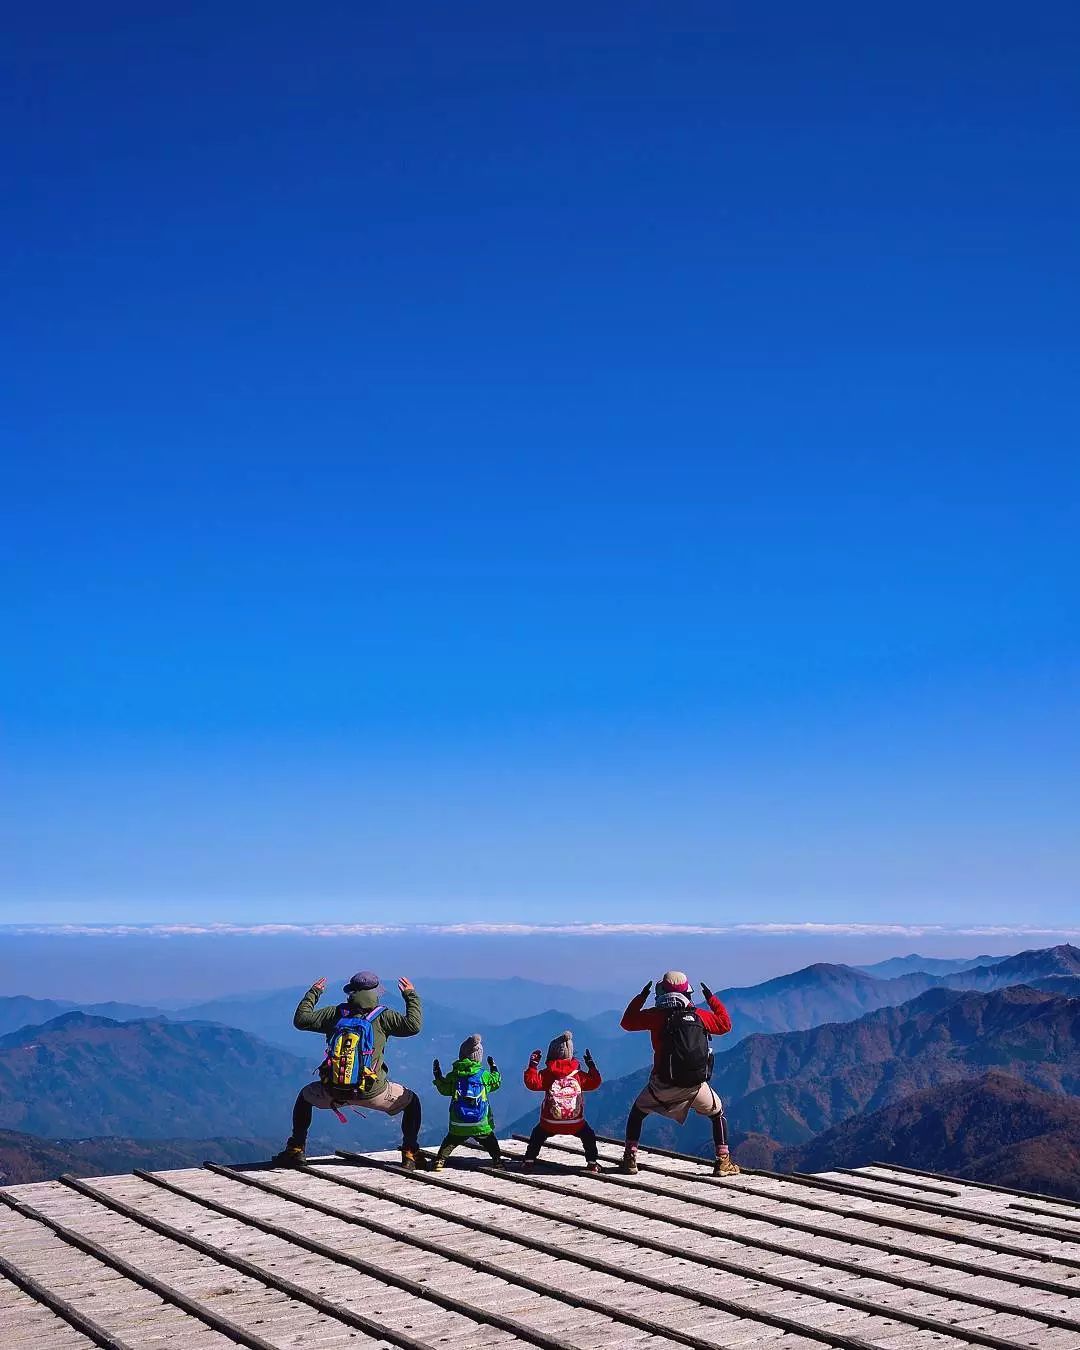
[{"x1": 658, "y1": 1007, "x2": 713, "y2": 1087}]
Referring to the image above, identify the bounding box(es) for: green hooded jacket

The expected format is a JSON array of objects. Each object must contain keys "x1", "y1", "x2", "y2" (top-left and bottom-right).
[
  {"x1": 293, "y1": 981, "x2": 423, "y2": 1101},
  {"x1": 434, "y1": 1057, "x2": 501, "y2": 1136}
]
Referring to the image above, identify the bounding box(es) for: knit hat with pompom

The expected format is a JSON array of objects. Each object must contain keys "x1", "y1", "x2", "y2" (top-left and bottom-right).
[
  {"x1": 458, "y1": 1034, "x2": 483, "y2": 1062},
  {"x1": 546, "y1": 1030, "x2": 573, "y2": 1061}
]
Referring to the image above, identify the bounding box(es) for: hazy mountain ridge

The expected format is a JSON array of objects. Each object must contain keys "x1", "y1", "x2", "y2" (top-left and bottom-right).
[
  {"x1": 855, "y1": 953, "x2": 998, "y2": 979},
  {"x1": 942, "y1": 945, "x2": 1080, "y2": 990},
  {"x1": 717, "y1": 963, "x2": 942, "y2": 1038},
  {"x1": 0, "y1": 995, "x2": 167, "y2": 1038}
]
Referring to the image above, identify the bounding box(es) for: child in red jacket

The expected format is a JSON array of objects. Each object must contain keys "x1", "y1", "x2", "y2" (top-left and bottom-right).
[{"x1": 521, "y1": 1030, "x2": 602, "y2": 1172}]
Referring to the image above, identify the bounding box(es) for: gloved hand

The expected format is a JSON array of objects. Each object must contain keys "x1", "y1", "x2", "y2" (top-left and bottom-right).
[
  {"x1": 700, "y1": 983, "x2": 713, "y2": 1001},
  {"x1": 432, "y1": 1058, "x2": 442, "y2": 1079},
  {"x1": 584, "y1": 1048, "x2": 597, "y2": 1070},
  {"x1": 639, "y1": 980, "x2": 653, "y2": 999},
  {"x1": 529, "y1": 1048, "x2": 542, "y2": 1066},
  {"x1": 487, "y1": 1056, "x2": 498, "y2": 1072}
]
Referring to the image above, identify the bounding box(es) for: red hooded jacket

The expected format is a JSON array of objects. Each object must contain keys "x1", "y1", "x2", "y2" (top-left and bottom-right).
[
  {"x1": 523, "y1": 1057, "x2": 602, "y2": 1134},
  {"x1": 620, "y1": 988, "x2": 733, "y2": 1076}
]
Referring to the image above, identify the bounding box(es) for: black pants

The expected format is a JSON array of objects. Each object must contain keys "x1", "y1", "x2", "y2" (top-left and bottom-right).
[
  {"x1": 289, "y1": 1090, "x2": 422, "y2": 1151},
  {"x1": 524, "y1": 1122, "x2": 599, "y2": 1163},
  {"x1": 625, "y1": 1098, "x2": 728, "y2": 1149},
  {"x1": 435, "y1": 1132, "x2": 502, "y2": 1163}
]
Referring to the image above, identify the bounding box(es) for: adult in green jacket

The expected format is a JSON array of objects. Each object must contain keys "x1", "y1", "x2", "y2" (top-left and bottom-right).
[
  {"x1": 431, "y1": 1034, "x2": 503, "y2": 1170},
  {"x1": 272, "y1": 969, "x2": 425, "y2": 1169}
]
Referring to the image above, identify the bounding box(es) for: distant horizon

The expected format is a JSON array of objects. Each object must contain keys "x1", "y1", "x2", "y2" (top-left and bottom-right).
[{"x1": 3, "y1": 922, "x2": 1077, "y2": 1005}]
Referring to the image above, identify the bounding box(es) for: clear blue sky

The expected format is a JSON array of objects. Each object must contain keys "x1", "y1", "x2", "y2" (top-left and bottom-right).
[{"x1": 3, "y1": 2, "x2": 1078, "y2": 926}]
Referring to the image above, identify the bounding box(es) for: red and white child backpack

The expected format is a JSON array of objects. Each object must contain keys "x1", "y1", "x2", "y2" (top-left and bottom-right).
[{"x1": 542, "y1": 1068, "x2": 583, "y2": 1126}]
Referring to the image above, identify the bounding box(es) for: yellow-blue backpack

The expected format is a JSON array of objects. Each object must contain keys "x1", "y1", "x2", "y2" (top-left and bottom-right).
[{"x1": 320, "y1": 1004, "x2": 385, "y2": 1092}]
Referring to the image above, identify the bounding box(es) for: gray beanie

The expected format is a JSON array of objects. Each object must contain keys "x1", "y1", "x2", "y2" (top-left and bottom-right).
[
  {"x1": 546, "y1": 1029, "x2": 573, "y2": 1061},
  {"x1": 458, "y1": 1034, "x2": 483, "y2": 1062}
]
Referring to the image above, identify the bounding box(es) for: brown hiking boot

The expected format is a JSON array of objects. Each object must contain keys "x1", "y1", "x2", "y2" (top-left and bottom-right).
[
  {"x1": 713, "y1": 1155, "x2": 741, "y2": 1177},
  {"x1": 401, "y1": 1146, "x2": 429, "y2": 1171},
  {"x1": 619, "y1": 1151, "x2": 639, "y2": 1175},
  {"x1": 270, "y1": 1144, "x2": 306, "y2": 1168}
]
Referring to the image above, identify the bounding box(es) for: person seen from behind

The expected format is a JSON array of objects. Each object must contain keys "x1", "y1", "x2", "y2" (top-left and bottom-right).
[
  {"x1": 618, "y1": 970, "x2": 738, "y2": 1176},
  {"x1": 272, "y1": 970, "x2": 426, "y2": 1170},
  {"x1": 432, "y1": 1034, "x2": 504, "y2": 1170},
  {"x1": 521, "y1": 1030, "x2": 602, "y2": 1171}
]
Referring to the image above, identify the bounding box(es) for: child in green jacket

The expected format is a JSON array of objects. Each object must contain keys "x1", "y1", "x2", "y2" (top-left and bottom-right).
[{"x1": 432, "y1": 1034, "x2": 504, "y2": 1170}]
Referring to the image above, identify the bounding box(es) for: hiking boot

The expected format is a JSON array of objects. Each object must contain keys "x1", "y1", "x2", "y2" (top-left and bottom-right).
[
  {"x1": 713, "y1": 1155, "x2": 741, "y2": 1177},
  {"x1": 519, "y1": 1157, "x2": 535, "y2": 1172},
  {"x1": 619, "y1": 1151, "x2": 639, "y2": 1175},
  {"x1": 488, "y1": 1156, "x2": 507, "y2": 1170},
  {"x1": 270, "y1": 1144, "x2": 306, "y2": 1168},
  {"x1": 401, "y1": 1147, "x2": 431, "y2": 1171},
  {"x1": 585, "y1": 1162, "x2": 601, "y2": 1174},
  {"x1": 432, "y1": 1157, "x2": 447, "y2": 1172}
]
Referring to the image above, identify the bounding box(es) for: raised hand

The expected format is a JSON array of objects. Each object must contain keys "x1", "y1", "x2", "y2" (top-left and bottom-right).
[
  {"x1": 639, "y1": 980, "x2": 653, "y2": 999},
  {"x1": 398, "y1": 976, "x2": 415, "y2": 995},
  {"x1": 700, "y1": 983, "x2": 713, "y2": 1001},
  {"x1": 529, "y1": 1048, "x2": 542, "y2": 1066},
  {"x1": 584, "y1": 1047, "x2": 596, "y2": 1067},
  {"x1": 487, "y1": 1056, "x2": 498, "y2": 1072},
  {"x1": 312, "y1": 977, "x2": 328, "y2": 993}
]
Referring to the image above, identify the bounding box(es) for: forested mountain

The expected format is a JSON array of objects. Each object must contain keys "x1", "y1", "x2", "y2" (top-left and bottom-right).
[
  {"x1": 0, "y1": 1130, "x2": 283, "y2": 1185},
  {"x1": 782, "y1": 1070, "x2": 1080, "y2": 1201},
  {"x1": 0, "y1": 1012, "x2": 309, "y2": 1139}
]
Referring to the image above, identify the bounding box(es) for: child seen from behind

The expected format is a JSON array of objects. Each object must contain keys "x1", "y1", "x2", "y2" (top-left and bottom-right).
[
  {"x1": 432, "y1": 1034, "x2": 503, "y2": 1170},
  {"x1": 521, "y1": 1030, "x2": 602, "y2": 1171}
]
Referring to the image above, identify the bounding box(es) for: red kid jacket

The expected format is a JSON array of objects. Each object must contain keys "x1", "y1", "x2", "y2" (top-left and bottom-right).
[{"x1": 523, "y1": 1056, "x2": 602, "y2": 1134}]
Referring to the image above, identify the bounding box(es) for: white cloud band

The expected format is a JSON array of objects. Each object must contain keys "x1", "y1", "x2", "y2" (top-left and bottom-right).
[{"x1": 1, "y1": 922, "x2": 1078, "y2": 940}]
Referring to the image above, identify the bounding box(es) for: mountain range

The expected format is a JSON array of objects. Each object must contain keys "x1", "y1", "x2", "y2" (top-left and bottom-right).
[
  {"x1": 550, "y1": 981, "x2": 1080, "y2": 1160},
  {"x1": 4, "y1": 948, "x2": 1079, "y2": 1192},
  {"x1": 855, "y1": 953, "x2": 999, "y2": 979}
]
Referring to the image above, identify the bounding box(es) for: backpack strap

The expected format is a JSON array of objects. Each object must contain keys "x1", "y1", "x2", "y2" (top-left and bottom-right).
[{"x1": 363, "y1": 1005, "x2": 386, "y2": 1023}]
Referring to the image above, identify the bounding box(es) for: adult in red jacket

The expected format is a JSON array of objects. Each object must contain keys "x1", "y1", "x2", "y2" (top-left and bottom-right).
[
  {"x1": 521, "y1": 1030, "x2": 603, "y2": 1171},
  {"x1": 619, "y1": 970, "x2": 739, "y2": 1177}
]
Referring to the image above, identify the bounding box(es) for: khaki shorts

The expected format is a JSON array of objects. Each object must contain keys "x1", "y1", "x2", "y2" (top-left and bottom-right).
[
  {"x1": 633, "y1": 1075, "x2": 724, "y2": 1124},
  {"x1": 301, "y1": 1079, "x2": 416, "y2": 1116}
]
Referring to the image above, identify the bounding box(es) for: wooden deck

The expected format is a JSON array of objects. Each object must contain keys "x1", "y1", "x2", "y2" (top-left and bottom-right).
[{"x1": 2, "y1": 1140, "x2": 1079, "y2": 1350}]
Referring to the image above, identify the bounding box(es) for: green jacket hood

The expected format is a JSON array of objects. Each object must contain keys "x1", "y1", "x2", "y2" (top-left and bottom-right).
[
  {"x1": 345, "y1": 988, "x2": 384, "y2": 1012},
  {"x1": 451, "y1": 1056, "x2": 483, "y2": 1073}
]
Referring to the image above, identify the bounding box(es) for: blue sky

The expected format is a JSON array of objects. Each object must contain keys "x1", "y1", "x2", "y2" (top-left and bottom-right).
[{"x1": 3, "y1": 3, "x2": 1078, "y2": 926}]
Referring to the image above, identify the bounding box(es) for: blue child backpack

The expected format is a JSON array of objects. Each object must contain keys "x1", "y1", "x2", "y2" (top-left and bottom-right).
[
  {"x1": 320, "y1": 1004, "x2": 385, "y2": 1093},
  {"x1": 452, "y1": 1070, "x2": 489, "y2": 1126}
]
